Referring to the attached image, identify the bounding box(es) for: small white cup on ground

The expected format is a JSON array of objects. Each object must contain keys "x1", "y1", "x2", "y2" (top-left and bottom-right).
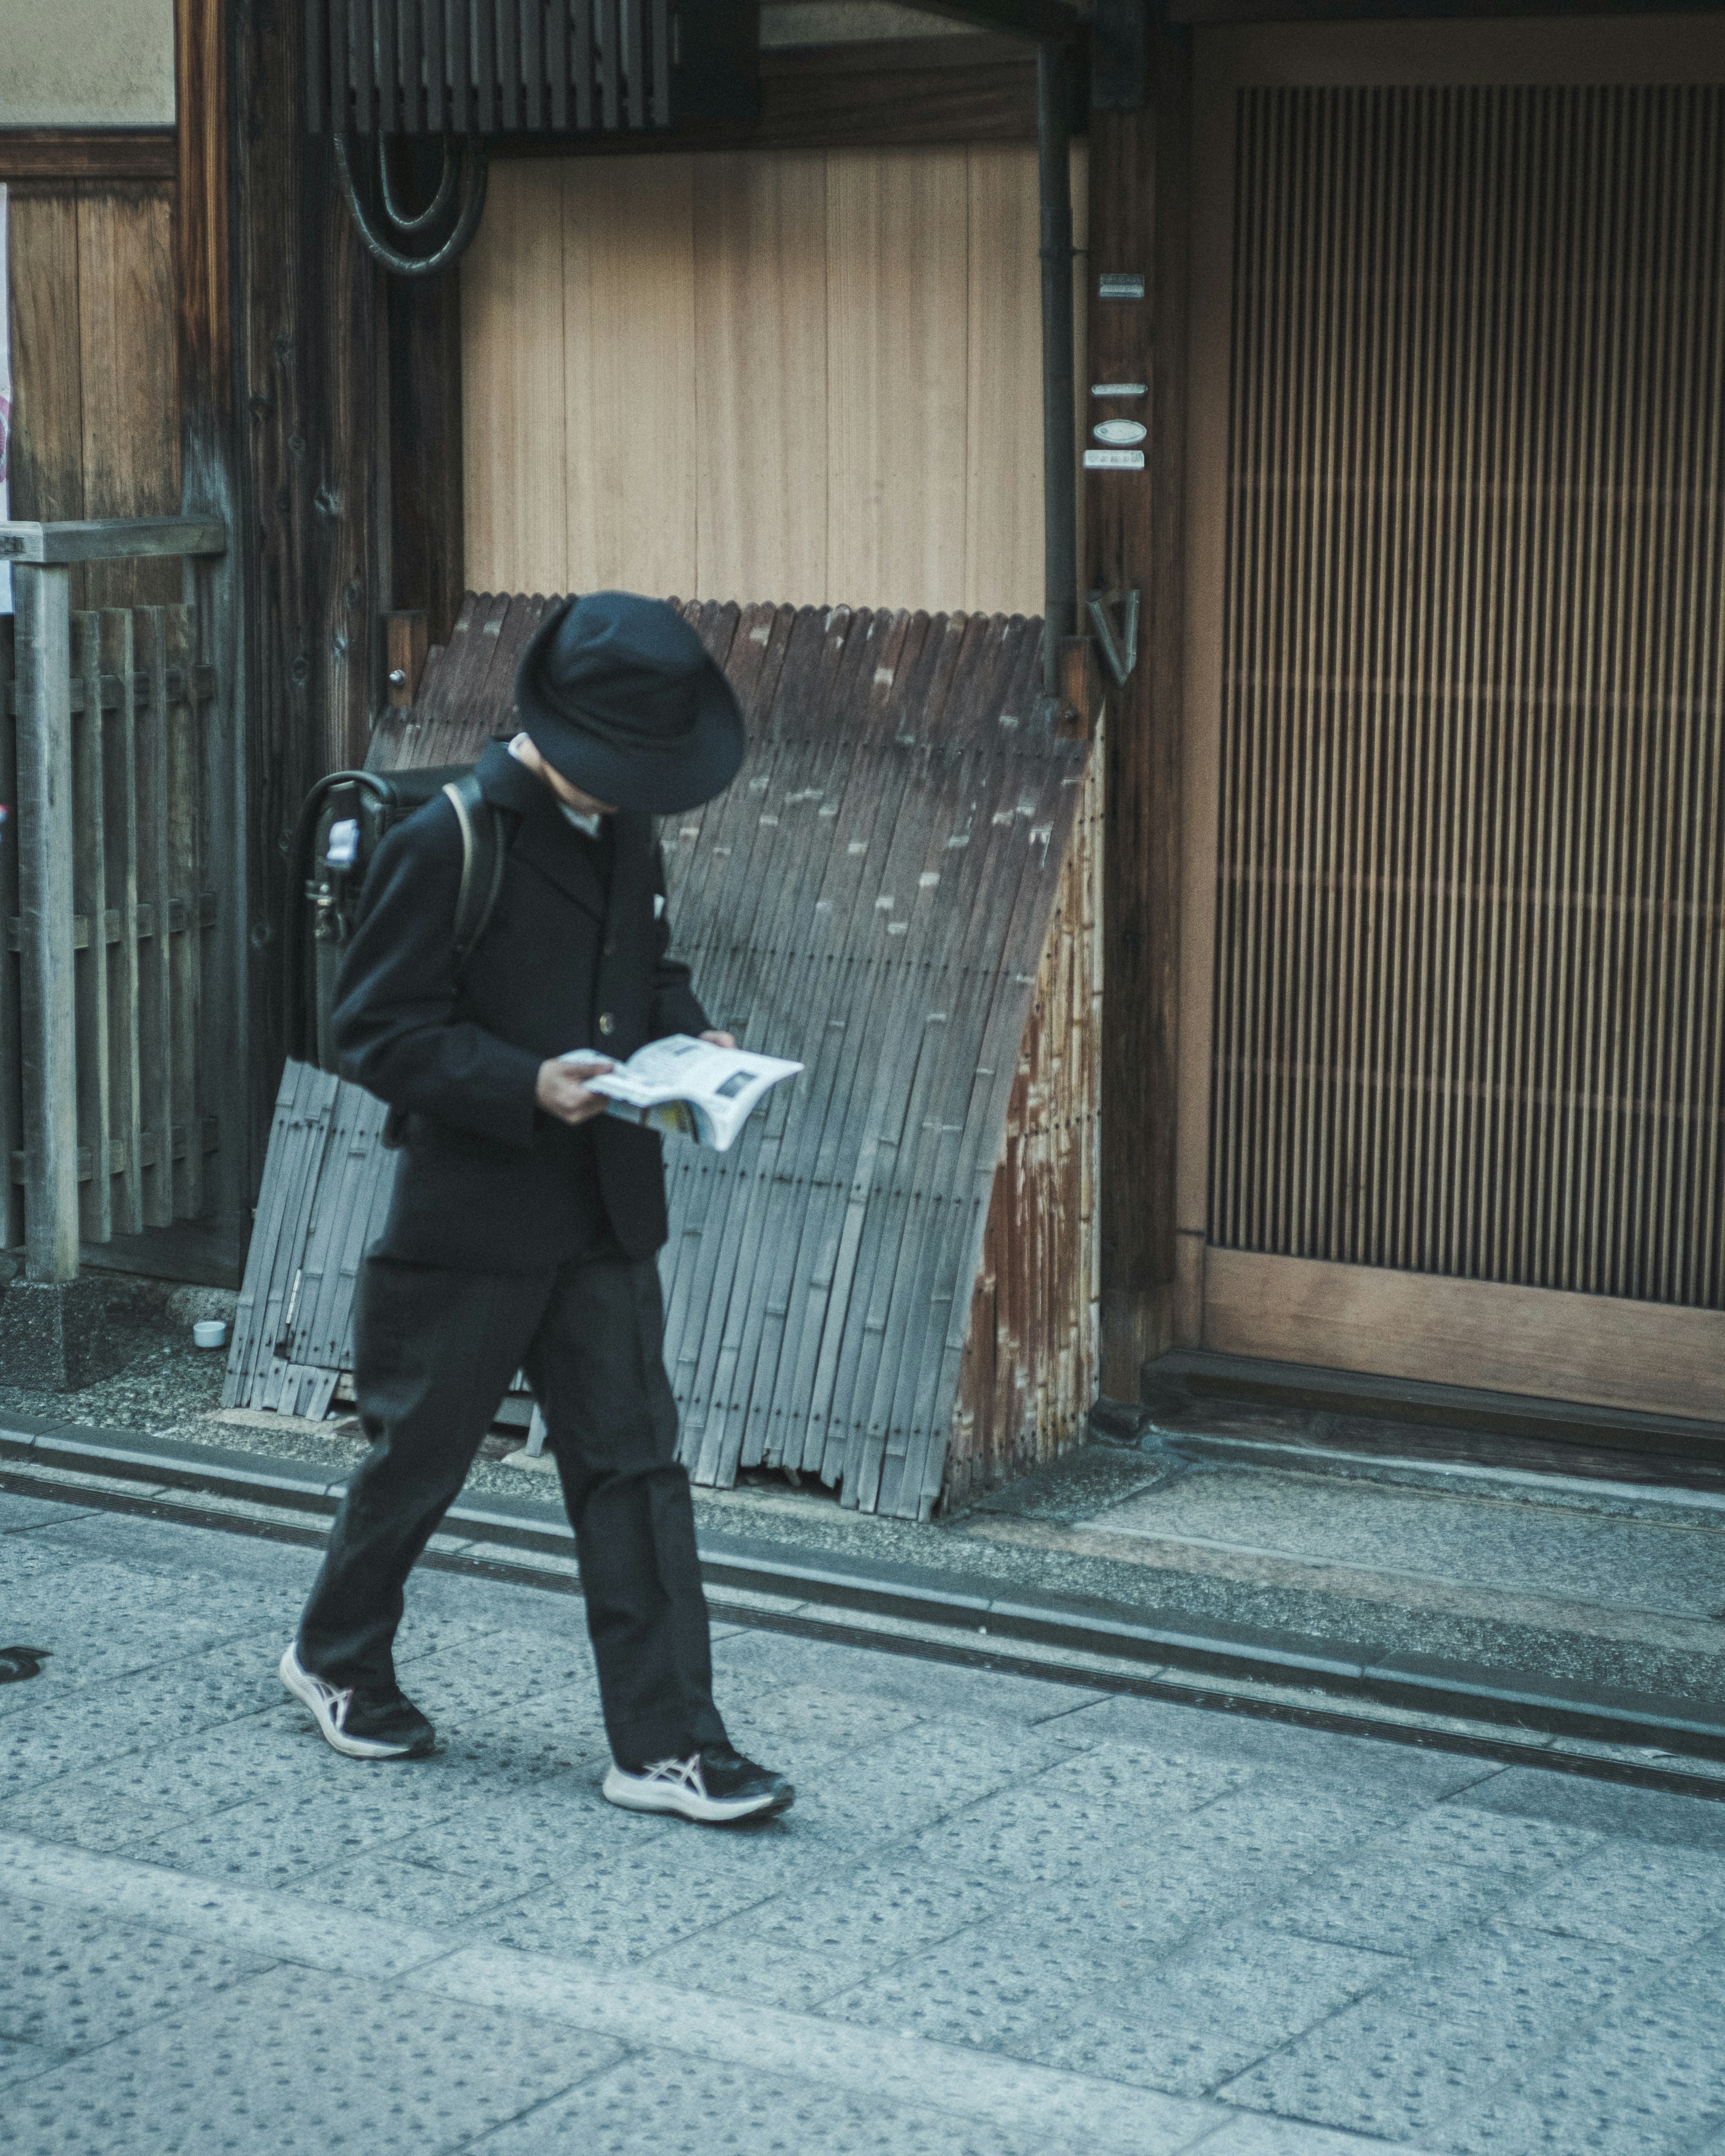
[{"x1": 192, "y1": 1319, "x2": 229, "y2": 1351}]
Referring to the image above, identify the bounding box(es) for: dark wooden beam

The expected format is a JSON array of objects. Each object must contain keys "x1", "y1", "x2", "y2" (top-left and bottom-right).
[
  {"x1": 230, "y1": 0, "x2": 383, "y2": 1186},
  {"x1": 0, "y1": 131, "x2": 177, "y2": 183},
  {"x1": 492, "y1": 37, "x2": 1045, "y2": 153},
  {"x1": 1087, "y1": 11, "x2": 1192, "y2": 1399},
  {"x1": 1170, "y1": 0, "x2": 1725, "y2": 16},
  {"x1": 385, "y1": 145, "x2": 465, "y2": 646},
  {"x1": 176, "y1": 0, "x2": 252, "y2": 1262}
]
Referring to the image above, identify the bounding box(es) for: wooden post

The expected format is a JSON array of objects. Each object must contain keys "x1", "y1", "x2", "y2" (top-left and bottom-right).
[
  {"x1": 0, "y1": 617, "x2": 20, "y2": 1254},
  {"x1": 231, "y1": 0, "x2": 385, "y2": 1176},
  {"x1": 385, "y1": 609, "x2": 429, "y2": 707},
  {"x1": 385, "y1": 192, "x2": 465, "y2": 648},
  {"x1": 1085, "y1": 9, "x2": 1191, "y2": 1399},
  {"x1": 1056, "y1": 634, "x2": 1102, "y2": 741},
  {"x1": 12, "y1": 561, "x2": 80, "y2": 1282},
  {"x1": 178, "y1": 0, "x2": 252, "y2": 1259},
  {"x1": 70, "y1": 609, "x2": 112, "y2": 1245}
]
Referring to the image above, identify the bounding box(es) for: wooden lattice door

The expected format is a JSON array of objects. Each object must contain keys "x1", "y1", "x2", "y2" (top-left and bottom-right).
[{"x1": 1177, "y1": 22, "x2": 1725, "y2": 1424}]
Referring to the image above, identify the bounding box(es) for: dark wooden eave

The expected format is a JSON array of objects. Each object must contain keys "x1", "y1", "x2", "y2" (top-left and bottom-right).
[
  {"x1": 490, "y1": 35, "x2": 1048, "y2": 155},
  {"x1": 1170, "y1": 0, "x2": 1725, "y2": 18},
  {"x1": 0, "y1": 130, "x2": 177, "y2": 183}
]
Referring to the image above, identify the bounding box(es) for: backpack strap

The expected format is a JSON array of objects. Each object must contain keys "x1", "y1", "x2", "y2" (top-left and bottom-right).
[{"x1": 442, "y1": 772, "x2": 507, "y2": 978}]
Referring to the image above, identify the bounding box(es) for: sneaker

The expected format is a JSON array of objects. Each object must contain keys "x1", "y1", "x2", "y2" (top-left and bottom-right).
[
  {"x1": 279, "y1": 1644, "x2": 435, "y2": 1761},
  {"x1": 602, "y1": 1743, "x2": 793, "y2": 1825}
]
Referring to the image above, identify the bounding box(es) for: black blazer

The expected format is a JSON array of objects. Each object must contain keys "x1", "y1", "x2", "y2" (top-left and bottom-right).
[{"x1": 330, "y1": 738, "x2": 710, "y2": 1271}]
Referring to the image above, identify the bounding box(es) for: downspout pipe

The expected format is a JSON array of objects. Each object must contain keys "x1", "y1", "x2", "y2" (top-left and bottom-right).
[{"x1": 1038, "y1": 36, "x2": 1077, "y2": 699}]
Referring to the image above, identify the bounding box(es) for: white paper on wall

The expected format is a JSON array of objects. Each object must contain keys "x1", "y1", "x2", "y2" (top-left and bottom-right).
[{"x1": 0, "y1": 181, "x2": 12, "y2": 613}]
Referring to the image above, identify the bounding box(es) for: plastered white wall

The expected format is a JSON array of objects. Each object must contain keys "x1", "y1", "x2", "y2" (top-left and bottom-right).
[{"x1": 0, "y1": 0, "x2": 176, "y2": 128}]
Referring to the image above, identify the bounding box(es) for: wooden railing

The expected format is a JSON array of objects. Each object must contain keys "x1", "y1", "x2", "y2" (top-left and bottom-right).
[{"x1": 0, "y1": 518, "x2": 227, "y2": 1285}]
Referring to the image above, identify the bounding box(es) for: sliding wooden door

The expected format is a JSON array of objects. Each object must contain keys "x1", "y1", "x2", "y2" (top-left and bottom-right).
[{"x1": 1178, "y1": 20, "x2": 1725, "y2": 1423}]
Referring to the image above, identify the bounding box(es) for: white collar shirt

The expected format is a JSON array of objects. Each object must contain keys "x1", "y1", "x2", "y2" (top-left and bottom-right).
[{"x1": 509, "y1": 731, "x2": 605, "y2": 840}]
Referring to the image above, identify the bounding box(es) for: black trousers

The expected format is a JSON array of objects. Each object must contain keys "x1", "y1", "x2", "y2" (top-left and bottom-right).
[{"x1": 296, "y1": 1247, "x2": 727, "y2": 1765}]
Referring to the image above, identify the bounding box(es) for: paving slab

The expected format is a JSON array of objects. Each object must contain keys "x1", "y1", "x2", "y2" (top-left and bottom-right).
[
  {"x1": 1025, "y1": 1922, "x2": 1403, "y2": 2097},
  {"x1": 1084, "y1": 1468, "x2": 1725, "y2": 1618},
  {"x1": 3, "y1": 1500, "x2": 1724, "y2": 2156},
  {"x1": 1264, "y1": 1848, "x2": 1534, "y2": 1957},
  {"x1": 1432, "y1": 1990, "x2": 1725, "y2": 2156},
  {"x1": 6, "y1": 1965, "x2": 620, "y2": 2156},
  {"x1": 1442, "y1": 1767, "x2": 1725, "y2": 1851},
  {"x1": 476, "y1": 2048, "x2": 1053, "y2": 2156},
  {"x1": 1199, "y1": 2124, "x2": 1447, "y2": 2156},
  {"x1": 1216, "y1": 1925, "x2": 1665, "y2": 2143},
  {"x1": 1050, "y1": 1690, "x2": 1501, "y2": 1799},
  {"x1": 0, "y1": 1893, "x2": 272, "y2": 2056},
  {"x1": 736, "y1": 1853, "x2": 1006, "y2": 1956},
  {"x1": 0, "y1": 1493, "x2": 104, "y2": 1533},
  {"x1": 0, "y1": 2035, "x2": 64, "y2": 2094}
]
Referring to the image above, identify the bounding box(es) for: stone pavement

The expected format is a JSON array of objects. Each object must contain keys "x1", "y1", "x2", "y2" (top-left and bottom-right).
[{"x1": 4, "y1": 1491, "x2": 1725, "y2": 2156}]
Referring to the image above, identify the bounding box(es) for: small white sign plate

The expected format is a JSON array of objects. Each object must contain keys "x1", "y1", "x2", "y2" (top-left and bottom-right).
[
  {"x1": 1093, "y1": 419, "x2": 1148, "y2": 446},
  {"x1": 1092, "y1": 382, "x2": 1147, "y2": 398},
  {"x1": 1084, "y1": 447, "x2": 1146, "y2": 472},
  {"x1": 1098, "y1": 273, "x2": 1146, "y2": 300}
]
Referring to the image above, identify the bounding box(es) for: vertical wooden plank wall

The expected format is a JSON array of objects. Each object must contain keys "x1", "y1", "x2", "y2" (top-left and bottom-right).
[
  {"x1": 694, "y1": 153, "x2": 832, "y2": 606},
  {"x1": 461, "y1": 142, "x2": 1085, "y2": 617},
  {"x1": 826, "y1": 148, "x2": 968, "y2": 611},
  {"x1": 1087, "y1": 19, "x2": 1192, "y2": 1396},
  {"x1": 4, "y1": 194, "x2": 85, "y2": 530},
  {"x1": 964, "y1": 146, "x2": 1044, "y2": 622},
  {"x1": 458, "y1": 162, "x2": 569, "y2": 606},
  {"x1": 78, "y1": 192, "x2": 182, "y2": 611},
  {"x1": 3, "y1": 184, "x2": 182, "y2": 608},
  {"x1": 564, "y1": 157, "x2": 699, "y2": 601}
]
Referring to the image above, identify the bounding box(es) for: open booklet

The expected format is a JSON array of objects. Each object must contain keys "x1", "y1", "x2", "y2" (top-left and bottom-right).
[{"x1": 561, "y1": 1034, "x2": 802, "y2": 1153}]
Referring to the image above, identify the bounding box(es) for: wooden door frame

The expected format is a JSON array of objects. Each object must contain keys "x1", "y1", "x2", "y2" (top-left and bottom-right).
[{"x1": 1172, "y1": 14, "x2": 1725, "y2": 1420}]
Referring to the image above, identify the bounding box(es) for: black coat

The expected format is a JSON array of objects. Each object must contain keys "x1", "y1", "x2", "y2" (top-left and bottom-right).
[{"x1": 330, "y1": 738, "x2": 710, "y2": 1271}]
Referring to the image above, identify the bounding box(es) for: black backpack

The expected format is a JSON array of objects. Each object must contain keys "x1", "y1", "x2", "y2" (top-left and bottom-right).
[{"x1": 285, "y1": 765, "x2": 507, "y2": 1074}]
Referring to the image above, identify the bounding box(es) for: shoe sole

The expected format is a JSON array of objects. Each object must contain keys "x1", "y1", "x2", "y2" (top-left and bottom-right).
[
  {"x1": 601, "y1": 1765, "x2": 795, "y2": 1825},
  {"x1": 279, "y1": 1646, "x2": 432, "y2": 1761}
]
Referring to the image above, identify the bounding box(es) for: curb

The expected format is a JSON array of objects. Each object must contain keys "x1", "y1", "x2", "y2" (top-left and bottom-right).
[
  {"x1": 1162, "y1": 1431, "x2": 1725, "y2": 1525},
  {"x1": 5, "y1": 1417, "x2": 1725, "y2": 1772}
]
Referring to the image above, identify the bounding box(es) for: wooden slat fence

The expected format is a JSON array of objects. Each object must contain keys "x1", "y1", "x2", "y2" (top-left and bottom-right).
[
  {"x1": 1, "y1": 589, "x2": 219, "y2": 1268},
  {"x1": 228, "y1": 592, "x2": 1099, "y2": 1517}
]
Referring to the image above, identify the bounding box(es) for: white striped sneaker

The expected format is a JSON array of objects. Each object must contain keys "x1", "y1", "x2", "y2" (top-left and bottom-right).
[
  {"x1": 602, "y1": 1745, "x2": 793, "y2": 1824},
  {"x1": 279, "y1": 1644, "x2": 435, "y2": 1760}
]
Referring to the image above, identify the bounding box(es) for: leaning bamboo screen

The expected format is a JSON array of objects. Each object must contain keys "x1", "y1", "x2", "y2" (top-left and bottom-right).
[
  {"x1": 1210, "y1": 84, "x2": 1725, "y2": 1311},
  {"x1": 0, "y1": 606, "x2": 212, "y2": 1252},
  {"x1": 947, "y1": 725, "x2": 1101, "y2": 1509},
  {"x1": 228, "y1": 593, "x2": 1099, "y2": 1518}
]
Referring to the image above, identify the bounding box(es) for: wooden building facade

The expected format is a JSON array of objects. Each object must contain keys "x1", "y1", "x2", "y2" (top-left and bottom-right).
[{"x1": 4, "y1": 1, "x2": 1723, "y2": 1471}]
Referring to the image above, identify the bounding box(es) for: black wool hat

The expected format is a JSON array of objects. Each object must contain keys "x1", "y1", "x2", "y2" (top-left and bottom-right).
[{"x1": 513, "y1": 591, "x2": 746, "y2": 814}]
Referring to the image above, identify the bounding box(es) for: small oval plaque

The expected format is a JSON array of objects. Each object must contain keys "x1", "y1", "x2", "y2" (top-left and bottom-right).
[{"x1": 1093, "y1": 419, "x2": 1148, "y2": 447}]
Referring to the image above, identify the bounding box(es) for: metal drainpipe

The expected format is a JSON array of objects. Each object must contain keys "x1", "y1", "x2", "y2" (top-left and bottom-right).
[{"x1": 1038, "y1": 36, "x2": 1077, "y2": 701}]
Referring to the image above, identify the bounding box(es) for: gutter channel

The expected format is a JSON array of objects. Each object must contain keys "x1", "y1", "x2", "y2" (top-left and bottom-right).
[{"x1": 4, "y1": 1420, "x2": 1725, "y2": 1800}]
